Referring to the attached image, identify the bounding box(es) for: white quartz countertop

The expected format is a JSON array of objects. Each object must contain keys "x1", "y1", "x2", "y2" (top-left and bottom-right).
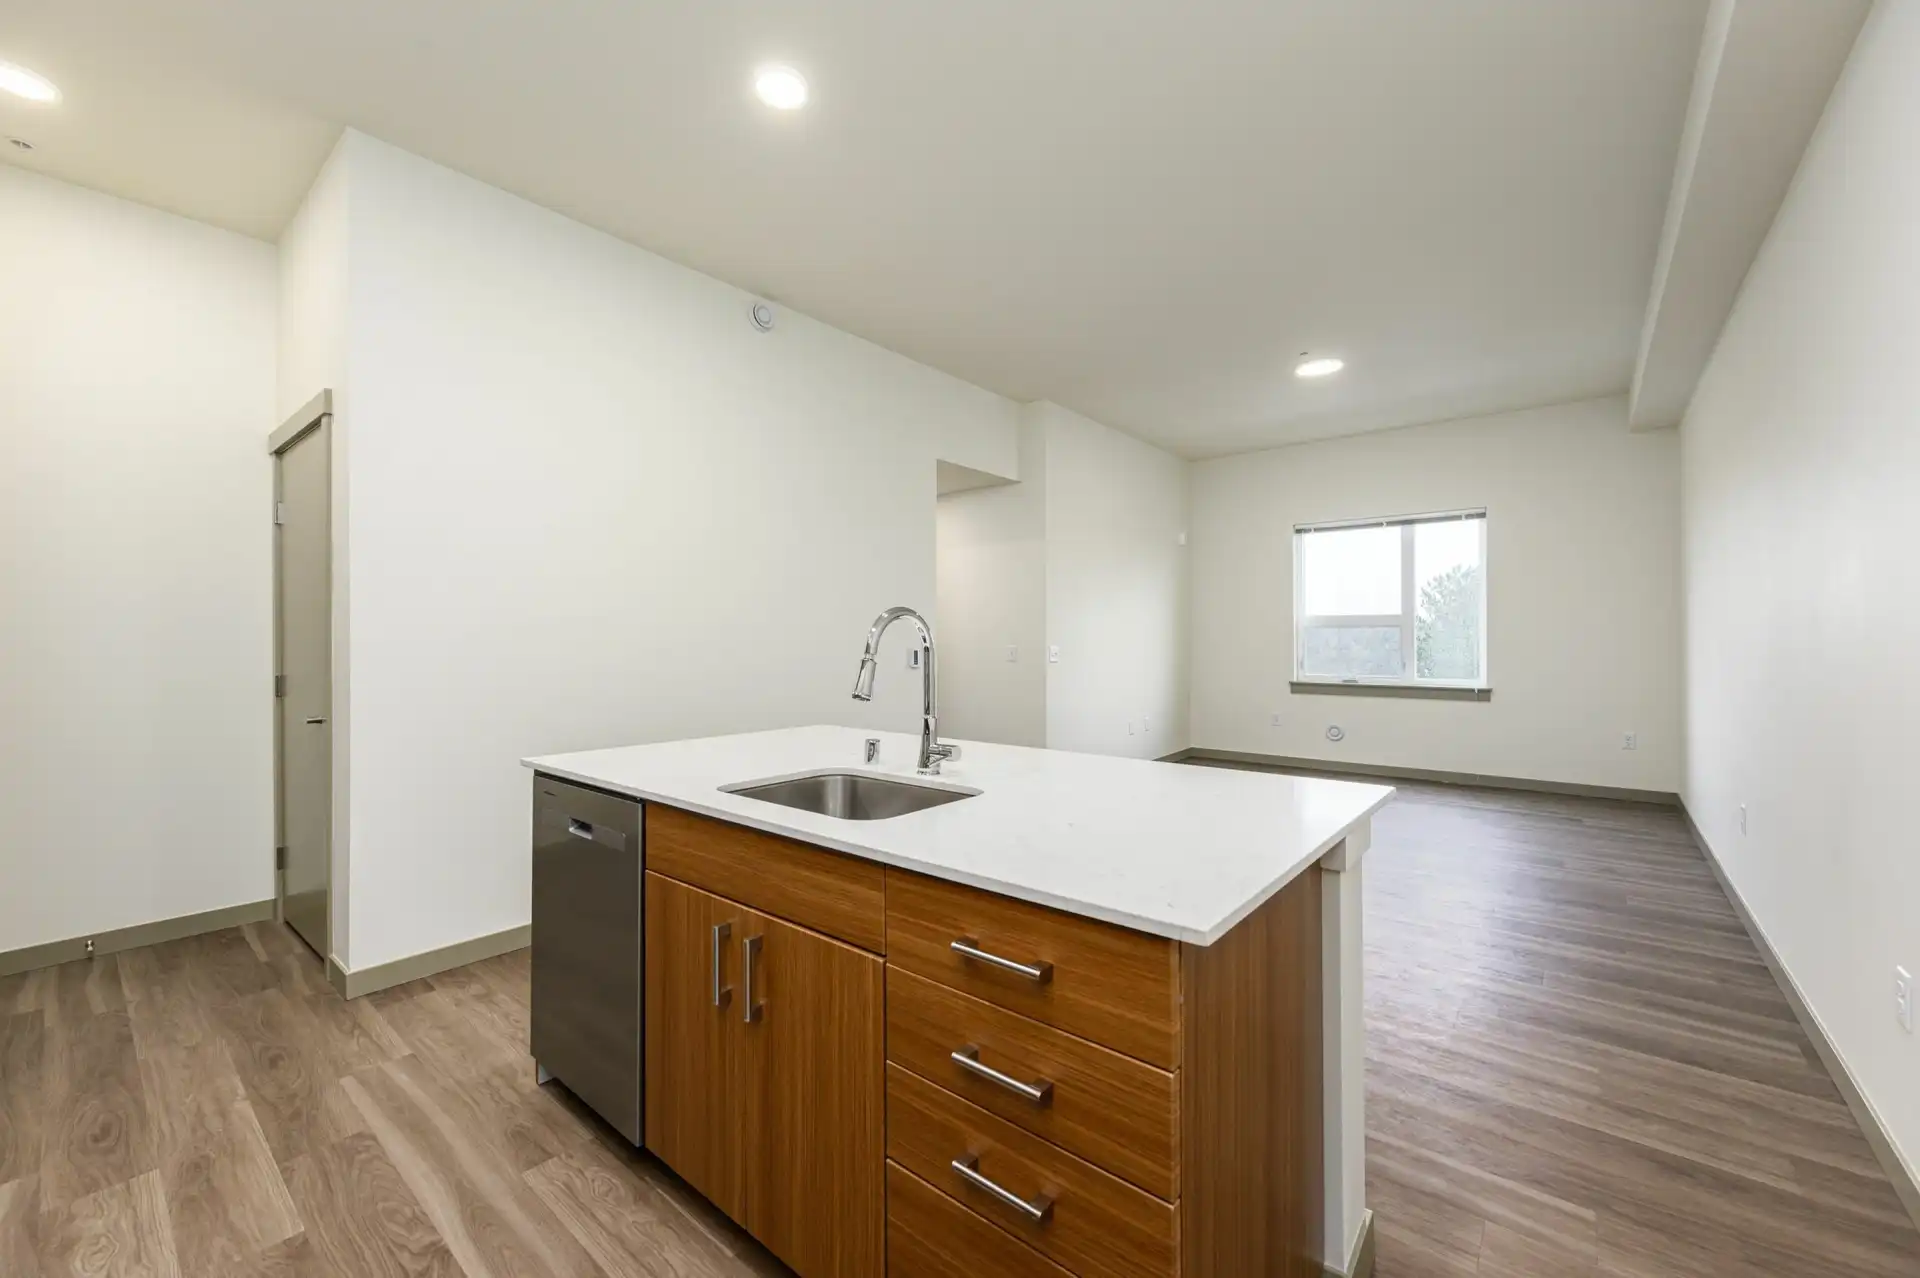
[{"x1": 522, "y1": 725, "x2": 1392, "y2": 946}]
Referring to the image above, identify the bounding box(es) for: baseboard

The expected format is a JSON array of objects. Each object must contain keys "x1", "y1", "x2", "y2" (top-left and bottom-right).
[
  {"x1": 327, "y1": 923, "x2": 531, "y2": 1000},
  {"x1": 0, "y1": 898, "x2": 275, "y2": 978},
  {"x1": 1680, "y1": 802, "x2": 1920, "y2": 1236},
  {"x1": 1180, "y1": 747, "x2": 1679, "y2": 806},
  {"x1": 1326, "y1": 1208, "x2": 1374, "y2": 1278}
]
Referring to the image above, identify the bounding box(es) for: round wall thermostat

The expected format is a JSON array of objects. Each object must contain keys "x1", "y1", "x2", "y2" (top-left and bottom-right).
[
  {"x1": 750, "y1": 302, "x2": 776, "y2": 331},
  {"x1": 1326, "y1": 725, "x2": 1346, "y2": 742}
]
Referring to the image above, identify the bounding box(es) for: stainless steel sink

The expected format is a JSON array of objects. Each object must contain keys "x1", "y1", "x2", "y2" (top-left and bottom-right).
[{"x1": 721, "y1": 771, "x2": 978, "y2": 821}]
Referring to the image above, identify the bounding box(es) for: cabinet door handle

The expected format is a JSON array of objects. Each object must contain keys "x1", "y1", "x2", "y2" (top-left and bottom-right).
[
  {"x1": 951, "y1": 1154, "x2": 1054, "y2": 1223},
  {"x1": 951, "y1": 937, "x2": 1053, "y2": 984},
  {"x1": 711, "y1": 922, "x2": 732, "y2": 1008},
  {"x1": 950, "y1": 1045, "x2": 1053, "y2": 1106},
  {"x1": 742, "y1": 933, "x2": 764, "y2": 1023}
]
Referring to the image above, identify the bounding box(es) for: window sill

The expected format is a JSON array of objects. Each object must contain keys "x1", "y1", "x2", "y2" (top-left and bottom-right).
[{"x1": 1290, "y1": 680, "x2": 1492, "y2": 702}]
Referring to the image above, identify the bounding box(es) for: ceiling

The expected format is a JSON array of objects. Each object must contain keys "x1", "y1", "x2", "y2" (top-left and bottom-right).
[
  {"x1": 1, "y1": 0, "x2": 1717, "y2": 457},
  {"x1": 1630, "y1": 0, "x2": 1871, "y2": 432}
]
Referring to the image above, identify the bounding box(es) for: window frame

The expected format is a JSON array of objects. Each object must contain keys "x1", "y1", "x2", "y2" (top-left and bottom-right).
[{"x1": 1291, "y1": 508, "x2": 1489, "y2": 692}]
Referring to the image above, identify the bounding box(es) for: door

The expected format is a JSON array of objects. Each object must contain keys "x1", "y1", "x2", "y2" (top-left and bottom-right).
[
  {"x1": 275, "y1": 415, "x2": 331, "y2": 957},
  {"x1": 645, "y1": 873, "x2": 745, "y2": 1218},
  {"x1": 737, "y1": 906, "x2": 885, "y2": 1278}
]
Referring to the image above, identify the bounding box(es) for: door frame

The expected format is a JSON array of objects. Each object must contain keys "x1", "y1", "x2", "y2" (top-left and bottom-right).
[{"x1": 270, "y1": 390, "x2": 334, "y2": 954}]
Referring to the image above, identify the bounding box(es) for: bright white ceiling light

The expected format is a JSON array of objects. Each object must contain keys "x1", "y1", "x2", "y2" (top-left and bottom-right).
[
  {"x1": 0, "y1": 60, "x2": 61, "y2": 105},
  {"x1": 1295, "y1": 356, "x2": 1345, "y2": 379},
  {"x1": 754, "y1": 64, "x2": 809, "y2": 110}
]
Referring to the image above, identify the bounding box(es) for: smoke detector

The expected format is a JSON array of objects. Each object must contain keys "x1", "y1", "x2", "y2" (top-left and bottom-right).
[{"x1": 750, "y1": 301, "x2": 776, "y2": 331}]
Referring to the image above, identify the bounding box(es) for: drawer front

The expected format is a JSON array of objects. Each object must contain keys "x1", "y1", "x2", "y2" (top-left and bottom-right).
[
  {"x1": 647, "y1": 805, "x2": 886, "y2": 952},
  {"x1": 887, "y1": 968, "x2": 1177, "y2": 1200},
  {"x1": 885, "y1": 870, "x2": 1178, "y2": 1068},
  {"x1": 888, "y1": 1064, "x2": 1176, "y2": 1278},
  {"x1": 887, "y1": 1162, "x2": 1072, "y2": 1278}
]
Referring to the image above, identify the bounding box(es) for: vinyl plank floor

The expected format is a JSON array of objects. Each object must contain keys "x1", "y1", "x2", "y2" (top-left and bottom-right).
[
  {"x1": 280, "y1": 1131, "x2": 463, "y2": 1278},
  {"x1": 1193, "y1": 760, "x2": 1920, "y2": 1277},
  {"x1": 38, "y1": 1169, "x2": 182, "y2": 1278},
  {"x1": 0, "y1": 919, "x2": 781, "y2": 1276},
  {"x1": 8, "y1": 775, "x2": 1919, "y2": 1276}
]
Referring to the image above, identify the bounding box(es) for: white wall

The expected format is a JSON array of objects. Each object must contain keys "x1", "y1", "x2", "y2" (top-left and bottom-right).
[
  {"x1": 1039, "y1": 403, "x2": 1190, "y2": 760},
  {"x1": 0, "y1": 166, "x2": 278, "y2": 953},
  {"x1": 1682, "y1": 0, "x2": 1920, "y2": 1185},
  {"x1": 1191, "y1": 397, "x2": 1681, "y2": 791},
  {"x1": 276, "y1": 136, "x2": 355, "y2": 962},
  {"x1": 934, "y1": 403, "x2": 1191, "y2": 759},
  {"x1": 324, "y1": 133, "x2": 1020, "y2": 970},
  {"x1": 936, "y1": 421, "x2": 1047, "y2": 747}
]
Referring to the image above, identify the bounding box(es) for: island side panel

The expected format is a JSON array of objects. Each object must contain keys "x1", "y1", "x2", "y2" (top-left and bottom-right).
[
  {"x1": 1321, "y1": 824, "x2": 1371, "y2": 1276},
  {"x1": 1179, "y1": 863, "x2": 1325, "y2": 1278}
]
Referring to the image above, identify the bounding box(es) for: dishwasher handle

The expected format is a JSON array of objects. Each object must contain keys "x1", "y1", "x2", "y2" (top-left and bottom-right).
[{"x1": 563, "y1": 816, "x2": 628, "y2": 852}]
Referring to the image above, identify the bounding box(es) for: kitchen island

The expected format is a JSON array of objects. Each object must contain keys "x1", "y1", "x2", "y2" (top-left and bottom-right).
[{"x1": 524, "y1": 725, "x2": 1390, "y2": 1278}]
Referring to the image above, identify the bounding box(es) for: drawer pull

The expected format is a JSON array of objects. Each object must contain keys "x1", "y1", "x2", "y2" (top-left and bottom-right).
[
  {"x1": 951, "y1": 937, "x2": 1053, "y2": 984},
  {"x1": 951, "y1": 1044, "x2": 1053, "y2": 1106},
  {"x1": 951, "y1": 1154, "x2": 1054, "y2": 1223}
]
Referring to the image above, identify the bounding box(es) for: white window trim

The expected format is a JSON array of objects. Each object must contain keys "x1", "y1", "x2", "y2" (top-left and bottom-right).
[{"x1": 1292, "y1": 512, "x2": 1489, "y2": 690}]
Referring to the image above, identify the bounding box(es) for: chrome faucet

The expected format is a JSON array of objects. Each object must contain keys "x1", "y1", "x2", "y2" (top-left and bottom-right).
[{"x1": 851, "y1": 606, "x2": 958, "y2": 774}]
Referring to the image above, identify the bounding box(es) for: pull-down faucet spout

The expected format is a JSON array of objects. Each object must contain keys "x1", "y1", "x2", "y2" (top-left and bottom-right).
[{"x1": 851, "y1": 606, "x2": 957, "y2": 774}]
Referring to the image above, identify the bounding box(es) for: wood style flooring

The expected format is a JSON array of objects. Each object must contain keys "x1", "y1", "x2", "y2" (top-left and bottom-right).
[
  {"x1": 0, "y1": 925, "x2": 786, "y2": 1277},
  {"x1": 3, "y1": 778, "x2": 1917, "y2": 1276},
  {"x1": 1346, "y1": 776, "x2": 1920, "y2": 1277}
]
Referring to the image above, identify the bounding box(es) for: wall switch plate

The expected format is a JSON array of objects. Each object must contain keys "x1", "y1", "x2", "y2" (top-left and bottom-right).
[
  {"x1": 1738, "y1": 804, "x2": 1747, "y2": 835},
  {"x1": 1048, "y1": 645, "x2": 1060, "y2": 663},
  {"x1": 1271, "y1": 712, "x2": 1284, "y2": 727},
  {"x1": 1622, "y1": 732, "x2": 1638, "y2": 751},
  {"x1": 1898, "y1": 967, "x2": 1914, "y2": 1033},
  {"x1": 1142, "y1": 715, "x2": 1151, "y2": 733},
  {"x1": 1127, "y1": 720, "x2": 1136, "y2": 736},
  {"x1": 1005, "y1": 645, "x2": 1018, "y2": 663}
]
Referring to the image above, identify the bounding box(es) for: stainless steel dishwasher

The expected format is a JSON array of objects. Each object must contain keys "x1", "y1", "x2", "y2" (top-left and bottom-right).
[{"x1": 530, "y1": 774, "x2": 643, "y2": 1145}]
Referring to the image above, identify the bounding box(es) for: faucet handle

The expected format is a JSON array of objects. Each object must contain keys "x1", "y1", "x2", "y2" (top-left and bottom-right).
[{"x1": 864, "y1": 737, "x2": 881, "y2": 764}]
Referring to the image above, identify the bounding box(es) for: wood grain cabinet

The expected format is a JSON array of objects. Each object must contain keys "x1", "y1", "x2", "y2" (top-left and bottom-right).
[
  {"x1": 641, "y1": 805, "x2": 1324, "y2": 1278},
  {"x1": 644, "y1": 869, "x2": 884, "y2": 1278}
]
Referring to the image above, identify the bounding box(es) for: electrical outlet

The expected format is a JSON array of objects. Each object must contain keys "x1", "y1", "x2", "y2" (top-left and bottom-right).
[
  {"x1": 1005, "y1": 645, "x2": 1018, "y2": 663},
  {"x1": 1738, "y1": 804, "x2": 1747, "y2": 835},
  {"x1": 1898, "y1": 967, "x2": 1914, "y2": 1034},
  {"x1": 1143, "y1": 715, "x2": 1151, "y2": 733},
  {"x1": 1048, "y1": 645, "x2": 1060, "y2": 664},
  {"x1": 1622, "y1": 731, "x2": 1637, "y2": 751}
]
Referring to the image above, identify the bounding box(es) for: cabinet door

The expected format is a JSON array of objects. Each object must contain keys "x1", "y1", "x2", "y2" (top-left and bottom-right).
[
  {"x1": 644, "y1": 872, "x2": 746, "y2": 1219},
  {"x1": 737, "y1": 906, "x2": 885, "y2": 1278}
]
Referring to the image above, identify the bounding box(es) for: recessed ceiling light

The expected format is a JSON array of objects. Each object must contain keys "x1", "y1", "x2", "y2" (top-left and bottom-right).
[
  {"x1": 1295, "y1": 356, "x2": 1345, "y2": 379},
  {"x1": 754, "y1": 64, "x2": 808, "y2": 111},
  {"x1": 0, "y1": 60, "x2": 61, "y2": 105}
]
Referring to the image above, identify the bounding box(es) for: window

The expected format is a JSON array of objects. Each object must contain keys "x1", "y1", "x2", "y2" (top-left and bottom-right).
[{"x1": 1293, "y1": 509, "x2": 1487, "y2": 689}]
